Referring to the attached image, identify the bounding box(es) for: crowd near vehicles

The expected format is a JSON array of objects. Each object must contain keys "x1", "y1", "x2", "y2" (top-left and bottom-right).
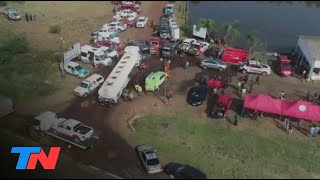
[
  {"x1": 33, "y1": 111, "x2": 99, "y2": 149},
  {"x1": 64, "y1": 61, "x2": 89, "y2": 78},
  {"x1": 136, "y1": 144, "x2": 162, "y2": 174},
  {"x1": 73, "y1": 74, "x2": 104, "y2": 97},
  {"x1": 145, "y1": 71, "x2": 167, "y2": 92}
]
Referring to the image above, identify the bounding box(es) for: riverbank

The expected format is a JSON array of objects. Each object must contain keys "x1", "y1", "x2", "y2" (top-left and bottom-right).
[{"x1": 174, "y1": 1, "x2": 188, "y2": 37}]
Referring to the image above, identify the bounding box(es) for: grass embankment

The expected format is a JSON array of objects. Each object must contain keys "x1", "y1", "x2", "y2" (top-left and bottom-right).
[
  {"x1": 174, "y1": 1, "x2": 189, "y2": 37},
  {"x1": 129, "y1": 114, "x2": 320, "y2": 178},
  {"x1": 0, "y1": 31, "x2": 57, "y2": 103}
]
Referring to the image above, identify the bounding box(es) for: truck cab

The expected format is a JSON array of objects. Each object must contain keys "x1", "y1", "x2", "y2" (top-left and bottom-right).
[
  {"x1": 64, "y1": 61, "x2": 89, "y2": 78},
  {"x1": 80, "y1": 45, "x2": 112, "y2": 67},
  {"x1": 74, "y1": 74, "x2": 105, "y2": 97}
]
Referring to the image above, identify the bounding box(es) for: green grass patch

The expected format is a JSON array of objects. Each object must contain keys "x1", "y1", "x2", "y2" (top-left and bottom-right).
[
  {"x1": 0, "y1": 32, "x2": 57, "y2": 103},
  {"x1": 129, "y1": 114, "x2": 320, "y2": 178}
]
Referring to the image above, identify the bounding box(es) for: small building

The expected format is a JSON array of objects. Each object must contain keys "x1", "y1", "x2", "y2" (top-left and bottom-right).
[{"x1": 295, "y1": 36, "x2": 320, "y2": 81}]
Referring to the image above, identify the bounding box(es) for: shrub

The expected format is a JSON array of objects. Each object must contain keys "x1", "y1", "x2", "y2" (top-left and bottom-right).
[{"x1": 49, "y1": 25, "x2": 61, "y2": 34}]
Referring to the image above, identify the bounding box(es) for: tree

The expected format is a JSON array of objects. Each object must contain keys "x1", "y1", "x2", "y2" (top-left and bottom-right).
[
  {"x1": 246, "y1": 31, "x2": 259, "y2": 54},
  {"x1": 246, "y1": 31, "x2": 268, "y2": 64},
  {"x1": 197, "y1": 18, "x2": 216, "y2": 38},
  {"x1": 220, "y1": 20, "x2": 241, "y2": 46}
]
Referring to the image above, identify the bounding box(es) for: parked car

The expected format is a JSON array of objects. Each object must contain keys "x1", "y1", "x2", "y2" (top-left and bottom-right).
[
  {"x1": 200, "y1": 58, "x2": 227, "y2": 71},
  {"x1": 145, "y1": 71, "x2": 167, "y2": 91},
  {"x1": 92, "y1": 27, "x2": 118, "y2": 38},
  {"x1": 164, "y1": 162, "x2": 207, "y2": 179},
  {"x1": 115, "y1": 9, "x2": 138, "y2": 19},
  {"x1": 159, "y1": 26, "x2": 171, "y2": 39},
  {"x1": 112, "y1": 18, "x2": 135, "y2": 27},
  {"x1": 239, "y1": 60, "x2": 271, "y2": 75},
  {"x1": 103, "y1": 22, "x2": 127, "y2": 32},
  {"x1": 118, "y1": 3, "x2": 141, "y2": 14},
  {"x1": 73, "y1": 74, "x2": 104, "y2": 97},
  {"x1": 164, "y1": 4, "x2": 174, "y2": 15},
  {"x1": 187, "y1": 86, "x2": 208, "y2": 106},
  {"x1": 64, "y1": 61, "x2": 89, "y2": 78},
  {"x1": 277, "y1": 55, "x2": 293, "y2": 77},
  {"x1": 136, "y1": 16, "x2": 148, "y2": 28},
  {"x1": 112, "y1": 13, "x2": 136, "y2": 22},
  {"x1": 94, "y1": 40, "x2": 124, "y2": 54},
  {"x1": 179, "y1": 38, "x2": 197, "y2": 52},
  {"x1": 127, "y1": 40, "x2": 151, "y2": 60},
  {"x1": 101, "y1": 46, "x2": 119, "y2": 59},
  {"x1": 136, "y1": 144, "x2": 162, "y2": 174}
]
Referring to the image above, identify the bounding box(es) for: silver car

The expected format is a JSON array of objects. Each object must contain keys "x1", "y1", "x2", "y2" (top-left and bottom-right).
[
  {"x1": 200, "y1": 58, "x2": 227, "y2": 71},
  {"x1": 136, "y1": 144, "x2": 162, "y2": 174}
]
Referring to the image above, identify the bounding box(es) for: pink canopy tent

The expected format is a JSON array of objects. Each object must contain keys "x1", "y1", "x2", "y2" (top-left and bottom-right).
[
  {"x1": 244, "y1": 94, "x2": 320, "y2": 122},
  {"x1": 244, "y1": 94, "x2": 282, "y2": 115}
]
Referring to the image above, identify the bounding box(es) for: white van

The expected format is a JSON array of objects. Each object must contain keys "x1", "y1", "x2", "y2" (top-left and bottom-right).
[{"x1": 80, "y1": 45, "x2": 112, "y2": 68}]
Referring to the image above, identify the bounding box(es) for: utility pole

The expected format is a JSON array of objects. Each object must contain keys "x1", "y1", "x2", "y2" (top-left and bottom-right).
[{"x1": 59, "y1": 37, "x2": 65, "y2": 79}]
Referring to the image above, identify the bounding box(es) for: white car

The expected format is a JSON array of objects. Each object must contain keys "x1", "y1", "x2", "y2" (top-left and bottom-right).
[
  {"x1": 94, "y1": 35, "x2": 120, "y2": 44},
  {"x1": 103, "y1": 22, "x2": 127, "y2": 32},
  {"x1": 179, "y1": 38, "x2": 197, "y2": 52},
  {"x1": 112, "y1": 13, "x2": 136, "y2": 21},
  {"x1": 136, "y1": 16, "x2": 148, "y2": 28},
  {"x1": 191, "y1": 41, "x2": 210, "y2": 53},
  {"x1": 239, "y1": 61, "x2": 272, "y2": 76},
  {"x1": 100, "y1": 46, "x2": 119, "y2": 59},
  {"x1": 74, "y1": 74, "x2": 104, "y2": 97},
  {"x1": 64, "y1": 61, "x2": 89, "y2": 78},
  {"x1": 115, "y1": 9, "x2": 137, "y2": 19}
]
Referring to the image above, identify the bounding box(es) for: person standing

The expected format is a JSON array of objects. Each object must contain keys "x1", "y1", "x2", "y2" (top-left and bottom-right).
[
  {"x1": 185, "y1": 60, "x2": 189, "y2": 69},
  {"x1": 112, "y1": 6, "x2": 116, "y2": 14},
  {"x1": 238, "y1": 81, "x2": 242, "y2": 93},
  {"x1": 134, "y1": 84, "x2": 142, "y2": 96},
  {"x1": 150, "y1": 19, "x2": 154, "y2": 28},
  {"x1": 167, "y1": 90, "x2": 173, "y2": 101},
  {"x1": 25, "y1": 13, "x2": 29, "y2": 22},
  {"x1": 253, "y1": 110, "x2": 259, "y2": 120},
  {"x1": 234, "y1": 114, "x2": 239, "y2": 126},
  {"x1": 241, "y1": 86, "x2": 247, "y2": 99},
  {"x1": 280, "y1": 91, "x2": 285, "y2": 100},
  {"x1": 255, "y1": 75, "x2": 260, "y2": 85},
  {"x1": 249, "y1": 83, "x2": 254, "y2": 93},
  {"x1": 244, "y1": 74, "x2": 249, "y2": 83},
  {"x1": 213, "y1": 87, "x2": 218, "y2": 95},
  {"x1": 288, "y1": 122, "x2": 293, "y2": 135},
  {"x1": 29, "y1": 14, "x2": 33, "y2": 21},
  {"x1": 306, "y1": 90, "x2": 312, "y2": 102}
]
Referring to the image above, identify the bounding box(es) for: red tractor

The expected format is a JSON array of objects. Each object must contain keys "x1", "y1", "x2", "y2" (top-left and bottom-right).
[{"x1": 211, "y1": 93, "x2": 233, "y2": 118}]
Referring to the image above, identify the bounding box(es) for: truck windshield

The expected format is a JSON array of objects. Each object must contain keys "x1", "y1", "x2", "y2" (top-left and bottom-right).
[
  {"x1": 73, "y1": 123, "x2": 82, "y2": 131},
  {"x1": 80, "y1": 82, "x2": 89, "y2": 88},
  {"x1": 98, "y1": 53, "x2": 108, "y2": 60}
]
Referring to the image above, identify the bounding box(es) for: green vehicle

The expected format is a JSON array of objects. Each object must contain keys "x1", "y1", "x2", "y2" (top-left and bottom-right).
[
  {"x1": 145, "y1": 71, "x2": 167, "y2": 91},
  {"x1": 164, "y1": 4, "x2": 174, "y2": 15}
]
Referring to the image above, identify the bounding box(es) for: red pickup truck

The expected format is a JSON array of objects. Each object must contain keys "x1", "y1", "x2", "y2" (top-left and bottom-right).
[
  {"x1": 220, "y1": 48, "x2": 249, "y2": 64},
  {"x1": 278, "y1": 55, "x2": 293, "y2": 77},
  {"x1": 212, "y1": 93, "x2": 233, "y2": 118}
]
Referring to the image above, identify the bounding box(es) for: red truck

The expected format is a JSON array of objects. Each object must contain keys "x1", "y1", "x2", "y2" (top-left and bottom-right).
[
  {"x1": 94, "y1": 40, "x2": 125, "y2": 53},
  {"x1": 219, "y1": 48, "x2": 249, "y2": 64},
  {"x1": 149, "y1": 37, "x2": 165, "y2": 55},
  {"x1": 277, "y1": 55, "x2": 293, "y2": 77},
  {"x1": 118, "y1": 3, "x2": 141, "y2": 14},
  {"x1": 212, "y1": 93, "x2": 233, "y2": 118}
]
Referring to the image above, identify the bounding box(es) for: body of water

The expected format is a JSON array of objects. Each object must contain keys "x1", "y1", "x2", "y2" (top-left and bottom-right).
[{"x1": 189, "y1": 1, "x2": 320, "y2": 52}]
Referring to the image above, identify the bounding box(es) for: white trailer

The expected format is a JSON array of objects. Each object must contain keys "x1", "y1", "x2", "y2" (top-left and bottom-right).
[
  {"x1": 33, "y1": 111, "x2": 99, "y2": 150},
  {"x1": 98, "y1": 49, "x2": 141, "y2": 106}
]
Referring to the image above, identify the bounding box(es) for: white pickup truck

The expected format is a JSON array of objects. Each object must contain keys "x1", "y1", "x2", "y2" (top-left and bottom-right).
[
  {"x1": 74, "y1": 74, "x2": 105, "y2": 97},
  {"x1": 34, "y1": 111, "x2": 99, "y2": 149}
]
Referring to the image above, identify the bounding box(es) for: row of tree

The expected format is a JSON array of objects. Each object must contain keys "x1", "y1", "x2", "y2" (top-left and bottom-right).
[{"x1": 197, "y1": 18, "x2": 266, "y2": 58}]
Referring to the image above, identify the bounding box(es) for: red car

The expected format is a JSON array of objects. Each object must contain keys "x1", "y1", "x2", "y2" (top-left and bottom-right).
[
  {"x1": 212, "y1": 93, "x2": 233, "y2": 118},
  {"x1": 149, "y1": 37, "x2": 165, "y2": 55},
  {"x1": 220, "y1": 48, "x2": 249, "y2": 64},
  {"x1": 118, "y1": 4, "x2": 141, "y2": 14},
  {"x1": 112, "y1": 18, "x2": 135, "y2": 27},
  {"x1": 94, "y1": 40, "x2": 125, "y2": 52},
  {"x1": 278, "y1": 55, "x2": 293, "y2": 77},
  {"x1": 207, "y1": 79, "x2": 226, "y2": 89}
]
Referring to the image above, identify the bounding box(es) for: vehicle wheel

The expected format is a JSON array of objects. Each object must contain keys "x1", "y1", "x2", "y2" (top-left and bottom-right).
[
  {"x1": 202, "y1": 65, "x2": 208, "y2": 69},
  {"x1": 242, "y1": 70, "x2": 247, "y2": 74},
  {"x1": 83, "y1": 93, "x2": 88, "y2": 97},
  {"x1": 262, "y1": 72, "x2": 267, "y2": 76},
  {"x1": 218, "y1": 67, "x2": 223, "y2": 71}
]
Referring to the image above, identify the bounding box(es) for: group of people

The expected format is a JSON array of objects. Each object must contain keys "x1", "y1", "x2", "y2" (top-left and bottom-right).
[
  {"x1": 237, "y1": 74, "x2": 260, "y2": 99},
  {"x1": 25, "y1": 13, "x2": 36, "y2": 22}
]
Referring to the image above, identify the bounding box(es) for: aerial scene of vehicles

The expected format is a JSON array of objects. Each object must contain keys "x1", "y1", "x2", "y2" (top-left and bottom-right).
[{"x1": 1, "y1": 1, "x2": 320, "y2": 179}]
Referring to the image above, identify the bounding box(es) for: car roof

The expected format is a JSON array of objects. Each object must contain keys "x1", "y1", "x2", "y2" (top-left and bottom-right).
[
  {"x1": 84, "y1": 74, "x2": 103, "y2": 83},
  {"x1": 144, "y1": 151, "x2": 158, "y2": 160},
  {"x1": 65, "y1": 61, "x2": 80, "y2": 67},
  {"x1": 63, "y1": 119, "x2": 81, "y2": 128},
  {"x1": 147, "y1": 71, "x2": 166, "y2": 79}
]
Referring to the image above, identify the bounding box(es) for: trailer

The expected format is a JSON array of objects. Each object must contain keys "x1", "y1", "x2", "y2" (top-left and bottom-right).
[
  {"x1": 33, "y1": 111, "x2": 99, "y2": 150},
  {"x1": 220, "y1": 48, "x2": 249, "y2": 64},
  {"x1": 98, "y1": 47, "x2": 141, "y2": 106}
]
